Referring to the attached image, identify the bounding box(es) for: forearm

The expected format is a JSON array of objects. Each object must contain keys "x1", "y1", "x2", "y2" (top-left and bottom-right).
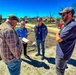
[
  {"x1": 56, "y1": 32, "x2": 63, "y2": 42},
  {"x1": 26, "y1": 34, "x2": 28, "y2": 38}
]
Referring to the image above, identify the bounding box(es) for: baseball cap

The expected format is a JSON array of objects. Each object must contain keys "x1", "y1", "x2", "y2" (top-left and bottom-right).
[
  {"x1": 59, "y1": 7, "x2": 75, "y2": 15},
  {"x1": 7, "y1": 14, "x2": 19, "y2": 22}
]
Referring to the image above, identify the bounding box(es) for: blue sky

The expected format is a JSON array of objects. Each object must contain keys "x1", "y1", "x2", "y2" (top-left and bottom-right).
[{"x1": 0, "y1": 0, "x2": 76, "y2": 18}]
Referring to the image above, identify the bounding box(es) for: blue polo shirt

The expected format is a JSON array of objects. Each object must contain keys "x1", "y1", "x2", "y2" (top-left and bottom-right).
[
  {"x1": 16, "y1": 27, "x2": 28, "y2": 38},
  {"x1": 56, "y1": 20, "x2": 76, "y2": 60}
]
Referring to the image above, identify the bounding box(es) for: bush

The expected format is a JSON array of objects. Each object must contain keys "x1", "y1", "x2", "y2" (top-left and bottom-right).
[
  {"x1": 43, "y1": 21, "x2": 56, "y2": 24},
  {"x1": 0, "y1": 55, "x2": 2, "y2": 60},
  {"x1": 28, "y1": 20, "x2": 37, "y2": 24},
  {"x1": 0, "y1": 21, "x2": 5, "y2": 25}
]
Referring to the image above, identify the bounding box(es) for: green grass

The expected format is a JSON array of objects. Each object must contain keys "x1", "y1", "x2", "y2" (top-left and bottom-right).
[
  {"x1": 0, "y1": 21, "x2": 5, "y2": 25},
  {"x1": 43, "y1": 21, "x2": 53, "y2": 24},
  {"x1": 28, "y1": 20, "x2": 37, "y2": 24},
  {"x1": 28, "y1": 20, "x2": 55, "y2": 25}
]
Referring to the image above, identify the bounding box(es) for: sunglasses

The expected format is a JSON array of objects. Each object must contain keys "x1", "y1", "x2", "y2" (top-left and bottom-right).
[
  {"x1": 37, "y1": 20, "x2": 42, "y2": 22},
  {"x1": 62, "y1": 12, "x2": 69, "y2": 16},
  {"x1": 62, "y1": 13, "x2": 67, "y2": 16}
]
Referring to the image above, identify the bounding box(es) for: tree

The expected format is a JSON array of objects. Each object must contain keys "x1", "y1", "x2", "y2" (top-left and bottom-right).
[
  {"x1": 0, "y1": 14, "x2": 2, "y2": 24},
  {"x1": 49, "y1": 11, "x2": 54, "y2": 22},
  {"x1": 0, "y1": 14, "x2": 2, "y2": 22},
  {"x1": 72, "y1": 3, "x2": 76, "y2": 13}
]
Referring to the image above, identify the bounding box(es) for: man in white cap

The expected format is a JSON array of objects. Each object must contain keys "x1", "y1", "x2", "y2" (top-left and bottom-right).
[{"x1": 56, "y1": 7, "x2": 76, "y2": 75}]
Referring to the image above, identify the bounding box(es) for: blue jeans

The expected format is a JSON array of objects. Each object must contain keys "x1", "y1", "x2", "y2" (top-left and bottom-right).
[
  {"x1": 6, "y1": 59, "x2": 22, "y2": 75},
  {"x1": 36, "y1": 40, "x2": 45, "y2": 56},
  {"x1": 55, "y1": 56, "x2": 68, "y2": 75}
]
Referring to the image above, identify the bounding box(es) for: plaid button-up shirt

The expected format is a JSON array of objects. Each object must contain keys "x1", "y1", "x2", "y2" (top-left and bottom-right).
[{"x1": 0, "y1": 22, "x2": 22, "y2": 63}]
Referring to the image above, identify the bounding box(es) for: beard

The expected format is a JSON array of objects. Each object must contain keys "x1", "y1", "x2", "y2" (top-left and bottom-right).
[{"x1": 62, "y1": 15, "x2": 68, "y2": 23}]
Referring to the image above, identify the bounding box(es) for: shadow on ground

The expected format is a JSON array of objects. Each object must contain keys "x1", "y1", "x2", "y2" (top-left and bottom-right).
[
  {"x1": 44, "y1": 57, "x2": 55, "y2": 64},
  {"x1": 22, "y1": 57, "x2": 50, "y2": 69},
  {"x1": 44, "y1": 57, "x2": 76, "y2": 67},
  {"x1": 68, "y1": 58, "x2": 76, "y2": 67},
  {"x1": 22, "y1": 56, "x2": 76, "y2": 69}
]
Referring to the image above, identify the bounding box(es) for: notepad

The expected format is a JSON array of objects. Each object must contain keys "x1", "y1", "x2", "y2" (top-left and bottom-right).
[{"x1": 22, "y1": 38, "x2": 29, "y2": 43}]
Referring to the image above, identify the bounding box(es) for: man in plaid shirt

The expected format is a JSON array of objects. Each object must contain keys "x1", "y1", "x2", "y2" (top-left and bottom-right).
[{"x1": 0, "y1": 14, "x2": 22, "y2": 75}]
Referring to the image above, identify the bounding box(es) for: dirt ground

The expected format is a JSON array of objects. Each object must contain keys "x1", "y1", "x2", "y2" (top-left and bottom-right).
[
  {"x1": 26, "y1": 23, "x2": 59, "y2": 51},
  {"x1": 0, "y1": 24, "x2": 76, "y2": 75}
]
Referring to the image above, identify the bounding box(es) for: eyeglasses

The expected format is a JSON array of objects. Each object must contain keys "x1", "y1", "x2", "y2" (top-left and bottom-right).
[{"x1": 21, "y1": 24, "x2": 25, "y2": 25}]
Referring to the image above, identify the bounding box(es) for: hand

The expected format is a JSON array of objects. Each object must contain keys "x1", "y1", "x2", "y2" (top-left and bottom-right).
[
  {"x1": 22, "y1": 40, "x2": 26, "y2": 44},
  {"x1": 16, "y1": 55, "x2": 21, "y2": 59},
  {"x1": 56, "y1": 32, "x2": 60, "y2": 35},
  {"x1": 19, "y1": 37, "x2": 22, "y2": 40}
]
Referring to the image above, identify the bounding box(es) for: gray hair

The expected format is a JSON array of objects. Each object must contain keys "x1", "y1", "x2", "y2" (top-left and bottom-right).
[{"x1": 20, "y1": 21, "x2": 25, "y2": 24}]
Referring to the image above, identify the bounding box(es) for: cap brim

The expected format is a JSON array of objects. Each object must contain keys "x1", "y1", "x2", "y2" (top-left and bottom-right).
[
  {"x1": 59, "y1": 12, "x2": 62, "y2": 15},
  {"x1": 59, "y1": 11, "x2": 67, "y2": 15},
  {"x1": 16, "y1": 18, "x2": 19, "y2": 22},
  {"x1": 8, "y1": 18, "x2": 19, "y2": 22}
]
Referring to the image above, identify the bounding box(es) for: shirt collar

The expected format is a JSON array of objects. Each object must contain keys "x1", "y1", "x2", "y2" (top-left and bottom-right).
[
  {"x1": 64, "y1": 19, "x2": 75, "y2": 27},
  {"x1": 6, "y1": 21, "x2": 14, "y2": 29},
  {"x1": 20, "y1": 27, "x2": 25, "y2": 30}
]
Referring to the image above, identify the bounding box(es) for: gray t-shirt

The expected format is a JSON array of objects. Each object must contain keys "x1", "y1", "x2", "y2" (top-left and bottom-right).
[{"x1": 56, "y1": 20, "x2": 76, "y2": 60}]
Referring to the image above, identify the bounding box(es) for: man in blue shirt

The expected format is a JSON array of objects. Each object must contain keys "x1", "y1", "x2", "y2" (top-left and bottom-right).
[
  {"x1": 56, "y1": 7, "x2": 76, "y2": 75},
  {"x1": 34, "y1": 18, "x2": 48, "y2": 60},
  {"x1": 16, "y1": 21, "x2": 29, "y2": 58}
]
